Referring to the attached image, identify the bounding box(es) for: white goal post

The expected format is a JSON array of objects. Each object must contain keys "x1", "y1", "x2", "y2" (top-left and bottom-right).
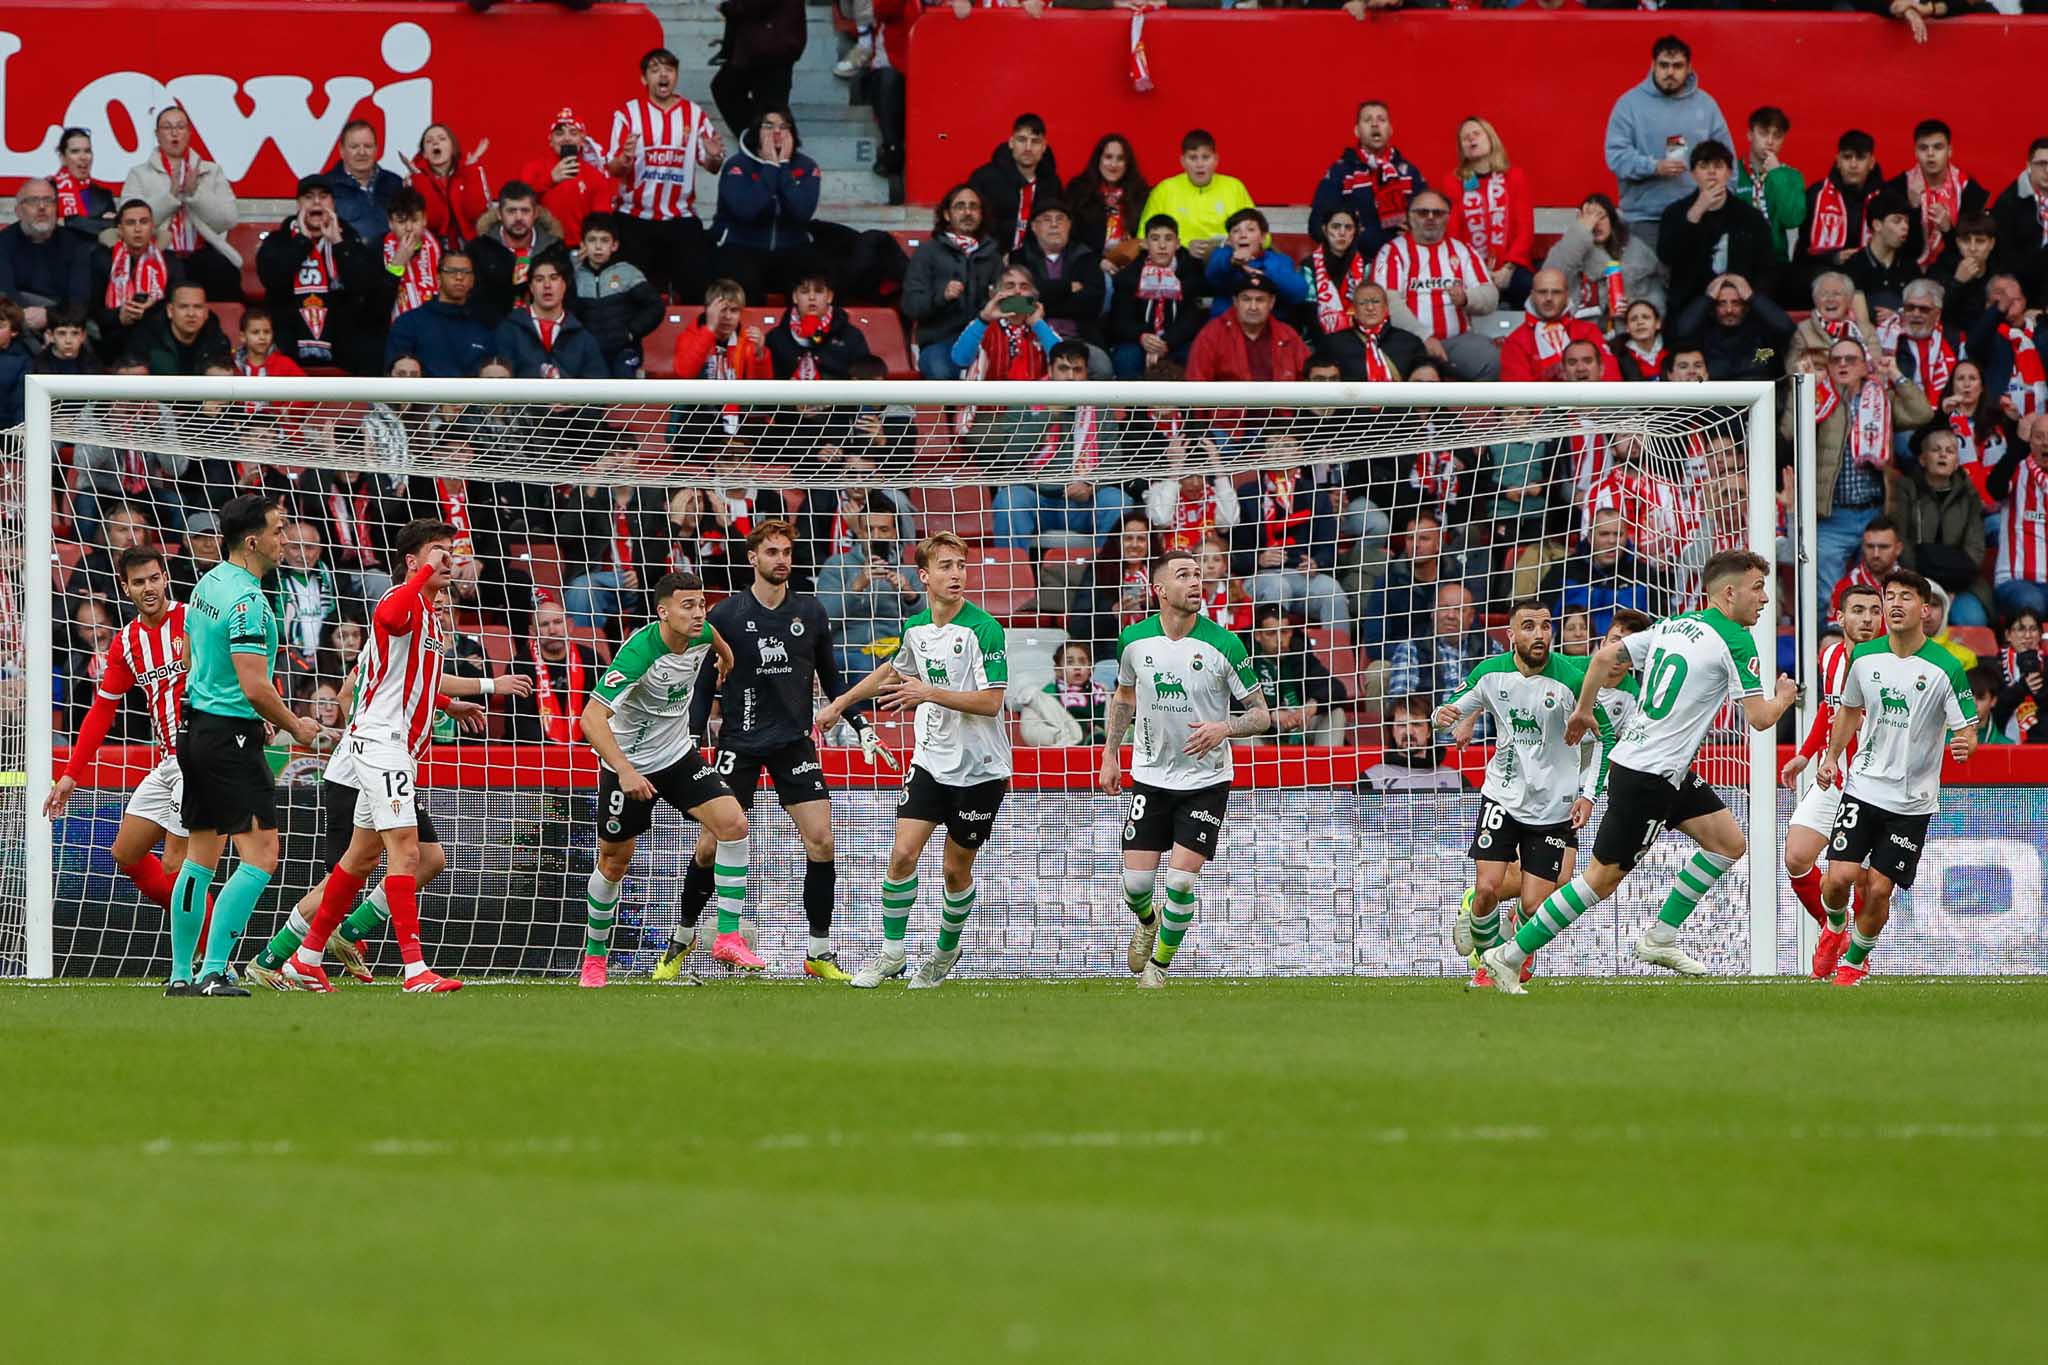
[{"x1": 17, "y1": 374, "x2": 1785, "y2": 981}]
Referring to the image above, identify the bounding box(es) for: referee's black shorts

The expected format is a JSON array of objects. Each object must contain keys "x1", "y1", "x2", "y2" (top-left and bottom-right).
[{"x1": 178, "y1": 710, "x2": 278, "y2": 836}]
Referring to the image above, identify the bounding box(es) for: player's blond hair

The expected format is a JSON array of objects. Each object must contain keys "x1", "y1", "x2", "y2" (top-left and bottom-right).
[{"x1": 915, "y1": 531, "x2": 969, "y2": 570}]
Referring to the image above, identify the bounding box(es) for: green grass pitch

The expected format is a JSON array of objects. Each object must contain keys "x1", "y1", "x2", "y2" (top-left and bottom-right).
[{"x1": 4, "y1": 975, "x2": 2044, "y2": 1364}]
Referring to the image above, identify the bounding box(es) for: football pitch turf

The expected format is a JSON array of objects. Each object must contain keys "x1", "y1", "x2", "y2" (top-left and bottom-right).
[{"x1": 4, "y1": 975, "x2": 2043, "y2": 1364}]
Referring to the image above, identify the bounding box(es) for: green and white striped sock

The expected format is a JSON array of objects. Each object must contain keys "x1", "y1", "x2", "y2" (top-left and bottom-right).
[
  {"x1": 1510, "y1": 875, "x2": 1602, "y2": 962},
  {"x1": 1843, "y1": 925, "x2": 1879, "y2": 967},
  {"x1": 713, "y1": 837, "x2": 749, "y2": 935},
  {"x1": 1657, "y1": 849, "x2": 1737, "y2": 928},
  {"x1": 1153, "y1": 870, "x2": 1198, "y2": 967},
  {"x1": 584, "y1": 869, "x2": 620, "y2": 960},
  {"x1": 936, "y1": 883, "x2": 976, "y2": 952},
  {"x1": 1122, "y1": 869, "x2": 1155, "y2": 926},
  {"x1": 1470, "y1": 907, "x2": 1502, "y2": 954},
  {"x1": 881, "y1": 876, "x2": 917, "y2": 944}
]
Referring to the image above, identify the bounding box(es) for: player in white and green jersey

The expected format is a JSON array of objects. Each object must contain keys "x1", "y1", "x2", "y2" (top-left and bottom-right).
[
  {"x1": 1480, "y1": 550, "x2": 1800, "y2": 995},
  {"x1": 1448, "y1": 608, "x2": 1648, "y2": 983},
  {"x1": 576, "y1": 572, "x2": 744, "y2": 989},
  {"x1": 1436, "y1": 599, "x2": 1606, "y2": 990},
  {"x1": 1813, "y1": 568, "x2": 1978, "y2": 986},
  {"x1": 1098, "y1": 548, "x2": 1271, "y2": 988},
  {"x1": 817, "y1": 533, "x2": 1011, "y2": 989}
]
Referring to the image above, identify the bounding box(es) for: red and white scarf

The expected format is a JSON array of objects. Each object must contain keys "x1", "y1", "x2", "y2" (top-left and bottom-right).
[
  {"x1": 1354, "y1": 321, "x2": 1396, "y2": 382},
  {"x1": 1260, "y1": 470, "x2": 1313, "y2": 548},
  {"x1": 1010, "y1": 179, "x2": 1035, "y2": 253},
  {"x1": 1808, "y1": 177, "x2": 1871, "y2": 255},
  {"x1": 1029, "y1": 404, "x2": 1103, "y2": 476},
  {"x1": 613, "y1": 505, "x2": 636, "y2": 577},
  {"x1": 973, "y1": 318, "x2": 1048, "y2": 382},
  {"x1": 791, "y1": 308, "x2": 835, "y2": 380},
  {"x1": 530, "y1": 640, "x2": 585, "y2": 744},
  {"x1": 2002, "y1": 323, "x2": 2047, "y2": 419},
  {"x1": 1902, "y1": 332, "x2": 1955, "y2": 398},
  {"x1": 1625, "y1": 338, "x2": 1667, "y2": 378},
  {"x1": 1135, "y1": 261, "x2": 1183, "y2": 335},
  {"x1": 1351, "y1": 149, "x2": 1416, "y2": 230},
  {"x1": 52, "y1": 168, "x2": 93, "y2": 219},
  {"x1": 1100, "y1": 185, "x2": 1129, "y2": 250},
  {"x1": 385, "y1": 230, "x2": 441, "y2": 319},
  {"x1": 944, "y1": 232, "x2": 981, "y2": 257},
  {"x1": 290, "y1": 225, "x2": 337, "y2": 364},
  {"x1": 1162, "y1": 481, "x2": 1221, "y2": 551},
  {"x1": 1908, "y1": 164, "x2": 1969, "y2": 270},
  {"x1": 159, "y1": 150, "x2": 202, "y2": 252},
  {"x1": 327, "y1": 485, "x2": 378, "y2": 567},
  {"x1": 1458, "y1": 171, "x2": 1511, "y2": 269},
  {"x1": 104, "y1": 241, "x2": 168, "y2": 311},
  {"x1": 437, "y1": 479, "x2": 475, "y2": 558},
  {"x1": 1816, "y1": 378, "x2": 1892, "y2": 470},
  {"x1": 1307, "y1": 248, "x2": 1365, "y2": 336},
  {"x1": 1531, "y1": 315, "x2": 1574, "y2": 371},
  {"x1": 1411, "y1": 450, "x2": 1461, "y2": 509}
]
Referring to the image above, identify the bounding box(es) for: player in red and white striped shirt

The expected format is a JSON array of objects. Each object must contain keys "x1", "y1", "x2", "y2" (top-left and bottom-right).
[
  {"x1": 1779, "y1": 581, "x2": 1882, "y2": 969},
  {"x1": 44, "y1": 547, "x2": 217, "y2": 955},
  {"x1": 606, "y1": 46, "x2": 726, "y2": 301},
  {"x1": 288, "y1": 519, "x2": 471, "y2": 993},
  {"x1": 1369, "y1": 187, "x2": 1500, "y2": 380},
  {"x1": 1993, "y1": 422, "x2": 2048, "y2": 619}
]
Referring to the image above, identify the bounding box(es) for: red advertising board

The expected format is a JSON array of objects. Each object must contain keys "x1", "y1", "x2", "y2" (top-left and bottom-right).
[
  {"x1": 0, "y1": 0, "x2": 664, "y2": 198},
  {"x1": 906, "y1": 12, "x2": 2048, "y2": 209}
]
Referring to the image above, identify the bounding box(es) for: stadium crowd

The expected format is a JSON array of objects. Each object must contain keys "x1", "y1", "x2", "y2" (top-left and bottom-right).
[{"x1": 8, "y1": 28, "x2": 2048, "y2": 758}]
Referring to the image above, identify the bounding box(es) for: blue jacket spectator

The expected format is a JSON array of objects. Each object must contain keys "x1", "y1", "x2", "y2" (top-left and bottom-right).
[
  {"x1": 0, "y1": 182, "x2": 93, "y2": 323},
  {"x1": 711, "y1": 125, "x2": 822, "y2": 255},
  {"x1": 570, "y1": 217, "x2": 664, "y2": 380},
  {"x1": 1603, "y1": 38, "x2": 1732, "y2": 230},
  {"x1": 492, "y1": 307, "x2": 607, "y2": 380},
  {"x1": 815, "y1": 513, "x2": 926, "y2": 680},
  {"x1": 324, "y1": 122, "x2": 407, "y2": 243},
  {"x1": 1542, "y1": 524, "x2": 1655, "y2": 635},
  {"x1": 1202, "y1": 210, "x2": 1308, "y2": 317},
  {"x1": 387, "y1": 298, "x2": 494, "y2": 378},
  {"x1": 0, "y1": 323, "x2": 32, "y2": 428}
]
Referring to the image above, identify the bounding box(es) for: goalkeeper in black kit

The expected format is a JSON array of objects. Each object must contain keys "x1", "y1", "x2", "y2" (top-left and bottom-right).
[{"x1": 655, "y1": 519, "x2": 897, "y2": 981}]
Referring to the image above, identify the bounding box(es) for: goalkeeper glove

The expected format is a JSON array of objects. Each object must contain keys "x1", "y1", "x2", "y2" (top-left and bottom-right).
[{"x1": 847, "y1": 714, "x2": 901, "y2": 772}]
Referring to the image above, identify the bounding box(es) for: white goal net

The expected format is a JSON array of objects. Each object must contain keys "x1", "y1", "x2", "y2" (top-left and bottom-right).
[{"x1": 17, "y1": 376, "x2": 1790, "y2": 980}]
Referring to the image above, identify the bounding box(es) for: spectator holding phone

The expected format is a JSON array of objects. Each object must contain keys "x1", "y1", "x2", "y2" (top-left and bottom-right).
[
  {"x1": 950, "y1": 264, "x2": 1059, "y2": 379},
  {"x1": 1992, "y1": 609, "x2": 2046, "y2": 742},
  {"x1": 1603, "y1": 34, "x2": 1732, "y2": 249},
  {"x1": 89, "y1": 199, "x2": 181, "y2": 364},
  {"x1": 523, "y1": 108, "x2": 615, "y2": 249}
]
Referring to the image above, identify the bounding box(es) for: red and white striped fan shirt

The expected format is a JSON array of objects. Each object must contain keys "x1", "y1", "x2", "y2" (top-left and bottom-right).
[
  {"x1": 351, "y1": 573, "x2": 447, "y2": 763},
  {"x1": 608, "y1": 98, "x2": 715, "y2": 222},
  {"x1": 1370, "y1": 236, "x2": 1489, "y2": 339},
  {"x1": 96, "y1": 603, "x2": 188, "y2": 758},
  {"x1": 1584, "y1": 466, "x2": 1697, "y2": 565},
  {"x1": 1998, "y1": 455, "x2": 2048, "y2": 586}
]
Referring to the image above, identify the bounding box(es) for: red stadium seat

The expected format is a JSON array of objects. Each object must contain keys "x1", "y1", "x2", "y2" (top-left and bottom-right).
[
  {"x1": 910, "y1": 483, "x2": 993, "y2": 543},
  {"x1": 509, "y1": 541, "x2": 564, "y2": 600},
  {"x1": 1305, "y1": 627, "x2": 1362, "y2": 704},
  {"x1": 228, "y1": 224, "x2": 267, "y2": 302},
  {"x1": 962, "y1": 546, "x2": 1037, "y2": 620},
  {"x1": 209, "y1": 302, "x2": 244, "y2": 349},
  {"x1": 1949, "y1": 625, "x2": 1997, "y2": 659}
]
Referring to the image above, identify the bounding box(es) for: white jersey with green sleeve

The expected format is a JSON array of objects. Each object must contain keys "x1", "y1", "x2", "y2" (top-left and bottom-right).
[
  {"x1": 589, "y1": 620, "x2": 716, "y2": 774},
  {"x1": 1839, "y1": 638, "x2": 1976, "y2": 816},
  {"x1": 1609, "y1": 608, "x2": 1763, "y2": 786},
  {"x1": 1443, "y1": 651, "x2": 1599, "y2": 825},
  {"x1": 1116, "y1": 613, "x2": 1263, "y2": 791},
  {"x1": 891, "y1": 600, "x2": 1011, "y2": 785},
  {"x1": 1587, "y1": 677, "x2": 1639, "y2": 797}
]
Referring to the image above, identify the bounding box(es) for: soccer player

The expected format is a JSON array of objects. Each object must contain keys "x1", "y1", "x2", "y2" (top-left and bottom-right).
[
  {"x1": 816, "y1": 533, "x2": 1010, "y2": 990},
  {"x1": 167, "y1": 494, "x2": 321, "y2": 997},
  {"x1": 1097, "y1": 548, "x2": 1271, "y2": 989},
  {"x1": 1813, "y1": 568, "x2": 1978, "y2": 986},
  {"x1": 1479, "y1": 550, "x2": 1801, "y2": 995},
  {"x1": 1450, "y1": 608, "x2": 1648, "y2": 979},
  {"x1": 245, "y1": 526, "x2": 523, "y2": 990},
  {"x1": 274, "y1": 521, "x2": 489, "y2": 993},
  {"x1": 1779, "y1": 581, "x2": 1883, "y2": 973},
  {"x1": 43, "y1": 547, "x2": 218, "y2": 971},
  {"x1": 577, "y1": 572, "x2": 745, "y2": 989},
  {"x1": 657, "y1": 519, "x2": 891, "y2": 983},
  {"x1": 1435, "y1": 599, "x2": 1607, "y2": 992}
]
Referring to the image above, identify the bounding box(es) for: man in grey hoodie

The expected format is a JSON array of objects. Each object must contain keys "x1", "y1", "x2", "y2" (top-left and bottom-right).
[{"x1": 1603, "y1": 34, "x2": 1732, "y2": 249}]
